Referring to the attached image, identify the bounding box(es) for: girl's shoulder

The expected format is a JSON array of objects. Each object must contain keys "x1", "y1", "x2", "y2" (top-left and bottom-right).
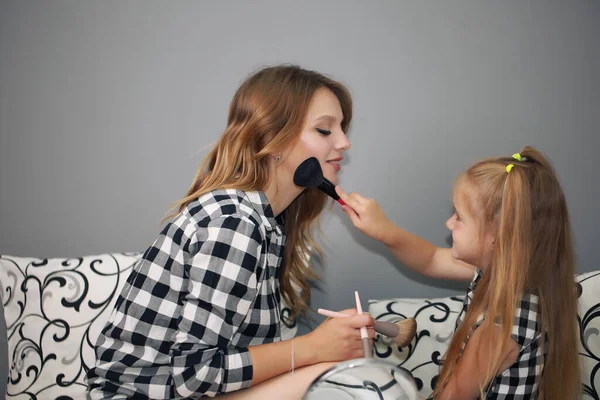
[{"x1": 511, "y1": 293, "x2": 542, "y2": 348}]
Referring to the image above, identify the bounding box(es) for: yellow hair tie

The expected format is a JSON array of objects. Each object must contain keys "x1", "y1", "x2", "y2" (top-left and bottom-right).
[
  {"x1": 506, "y1": 164, "x2": 514, "y2": 173},
  {"x1": 512, "y1": 153, "x2": 522, "y2": 161}
]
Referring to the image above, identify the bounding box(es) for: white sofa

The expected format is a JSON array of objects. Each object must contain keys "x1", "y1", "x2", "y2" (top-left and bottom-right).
[{"x1": 1, "y1": 252, "x2": 598, "y2": 399}]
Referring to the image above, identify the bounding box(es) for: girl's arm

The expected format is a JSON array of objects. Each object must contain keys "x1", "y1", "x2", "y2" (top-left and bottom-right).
[
  {"x1": 336, "y1": 186, "x2": 475, "y2": 281},
  {"x1": 435, "y1": 325, "x2": 519, "y2": 399}
]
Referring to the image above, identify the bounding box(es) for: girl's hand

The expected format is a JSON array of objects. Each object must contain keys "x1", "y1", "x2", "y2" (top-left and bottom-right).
[
  {"x1": 305, "y1": 308, "x2": 375, "y2": 362},
  {"x1": 335, "y1": 186, "x2": 393, "y2": 243}
]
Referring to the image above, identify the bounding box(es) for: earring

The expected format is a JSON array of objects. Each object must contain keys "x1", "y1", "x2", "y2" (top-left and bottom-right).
[{"x1": 275, "y1": 155, "x2": 281, "y2": 163}]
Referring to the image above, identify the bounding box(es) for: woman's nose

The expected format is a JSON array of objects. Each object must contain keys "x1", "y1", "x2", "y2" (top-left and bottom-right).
[{"x1": 335, "y1": 130, "x2": 351, "y2": 151}]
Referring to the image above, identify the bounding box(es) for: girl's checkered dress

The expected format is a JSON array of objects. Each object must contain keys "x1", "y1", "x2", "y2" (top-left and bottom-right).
[{"x1": 454, "y1": 269, "x2": 545, "y2": 399}]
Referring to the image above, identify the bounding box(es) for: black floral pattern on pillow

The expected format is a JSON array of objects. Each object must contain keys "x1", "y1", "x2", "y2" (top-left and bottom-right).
[
  {"x1": 1, "y1": 253, "x2": 140, "y2": 399},
  {"x1": 370, "y1": 296, "x2": 463, "y2": 396},
  {"x1": 577, "y1": 271, "x2": 600, "y2": 399}
]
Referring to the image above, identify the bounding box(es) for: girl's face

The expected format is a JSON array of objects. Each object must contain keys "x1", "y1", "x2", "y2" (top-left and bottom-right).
[
  {"x1": 446, "y1": 184, "x2": 496, "y2": 269},
  {"x1": 281, "y1": 87, "x2": 351, "y2": 186}
]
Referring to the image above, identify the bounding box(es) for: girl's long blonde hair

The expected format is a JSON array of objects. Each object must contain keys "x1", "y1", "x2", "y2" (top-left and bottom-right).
[
  {"x1": 166, "y1": 65, "x2": 352, "y2": 321},
  {"x1": 433, "y1": 146, "x2": 580, "y2": 399}
]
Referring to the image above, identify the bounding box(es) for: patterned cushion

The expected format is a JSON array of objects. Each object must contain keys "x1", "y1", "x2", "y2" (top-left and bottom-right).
[
  {"x1": 368, "y1": 271, "x2": 600, "y2": 399},
  {"x1": 577, "y1": 270, "x2": 600, "y2": 399},
  {"x1": 368, "y1": 294, "x2": 464, "y2": 396},
  {"x1": 0, "y1": 253, "x2": 298, "y2": 399}
]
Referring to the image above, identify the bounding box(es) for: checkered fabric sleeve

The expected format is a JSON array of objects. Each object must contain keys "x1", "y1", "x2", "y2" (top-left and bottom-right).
[
  {"x1": 487, "y1": 294, "x2": 544, "y2": 399},
  {"x1": 170, "y1": 214, "x2": 263, "y2": 397},
  {"x1": 87, "y1": 190, "x2": 285, "y2": 399}
]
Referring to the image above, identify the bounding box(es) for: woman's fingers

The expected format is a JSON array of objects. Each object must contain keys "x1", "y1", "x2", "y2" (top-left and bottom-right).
[{"x1": 346, "y1": 314, "x2": 375, "y2": 330}]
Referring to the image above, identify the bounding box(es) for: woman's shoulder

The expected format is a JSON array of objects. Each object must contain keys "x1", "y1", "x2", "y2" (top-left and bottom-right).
[
  {"x1": 182, "y1": 189, "x2": 266, "y2": 229},
  {"x1": 159, "y1": 189, "x2": 267, "y2": 250}
]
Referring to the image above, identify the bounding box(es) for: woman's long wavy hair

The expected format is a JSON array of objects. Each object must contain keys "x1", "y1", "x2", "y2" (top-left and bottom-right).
[
  {"x1": 166, "y1": 65, "x2": 352, "y2": 321},
  {"x1": 433, "y1": 146, "x2": 580, "y2": 399}
]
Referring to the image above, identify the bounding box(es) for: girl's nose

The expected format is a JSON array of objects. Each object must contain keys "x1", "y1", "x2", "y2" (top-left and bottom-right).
[{"x1": 445, "y1": 216, "x2": 454, "y2": 230}]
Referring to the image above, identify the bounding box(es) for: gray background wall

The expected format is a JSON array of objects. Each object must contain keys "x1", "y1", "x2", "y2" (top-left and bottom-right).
[{"x1": 1, "y1": 1, "x2": 599, "y2": 395}]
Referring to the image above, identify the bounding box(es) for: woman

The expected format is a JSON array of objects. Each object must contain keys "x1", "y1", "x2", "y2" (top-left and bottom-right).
[{"x1": 87, "y1": 65, "x2": 374, "y2": 399}]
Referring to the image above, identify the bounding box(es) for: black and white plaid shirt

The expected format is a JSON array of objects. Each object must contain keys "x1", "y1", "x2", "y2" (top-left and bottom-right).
[
  {"x1": 455, "y1": 269, "x2": 545, "y2": 399},
  {"x1": 87, "y1": 189, "x2": 286, "y2": 399}
]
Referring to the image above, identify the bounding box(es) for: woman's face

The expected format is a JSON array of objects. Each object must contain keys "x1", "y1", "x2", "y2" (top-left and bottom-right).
[{"x1": 282, "y1": 87, "x2": 351, "y2": 185}]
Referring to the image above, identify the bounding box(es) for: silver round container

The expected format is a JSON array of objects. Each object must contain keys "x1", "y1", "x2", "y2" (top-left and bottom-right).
[{"x1": 303, "y1": 358, "x2": 419, "y2": 400}]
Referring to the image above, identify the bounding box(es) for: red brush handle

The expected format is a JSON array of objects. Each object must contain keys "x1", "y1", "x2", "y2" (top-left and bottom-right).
[{"x1": 337, "y1": 198, "x2": 346, "y2": 206}]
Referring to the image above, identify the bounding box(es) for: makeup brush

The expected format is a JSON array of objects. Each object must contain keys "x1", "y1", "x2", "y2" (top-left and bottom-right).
[
  {"x1": 318, "y1": 308, "x2": 417, "y2": 348},
  {"x1": 374, "y1": 317, "x2": 417, "y2": 348},
  {"x1": 293, "y1": 157, "x2": 346, "y2": 205}
]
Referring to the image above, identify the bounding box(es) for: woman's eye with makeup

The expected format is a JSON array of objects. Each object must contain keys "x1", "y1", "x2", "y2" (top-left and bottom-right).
[{"x1": 316, "y1": 128, "x2": 331, "y2": 135}]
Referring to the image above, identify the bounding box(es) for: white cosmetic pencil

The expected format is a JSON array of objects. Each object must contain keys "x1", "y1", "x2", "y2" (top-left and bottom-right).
[{"x1": 354, "y1": 291, "x2": 373, "y2": 359}]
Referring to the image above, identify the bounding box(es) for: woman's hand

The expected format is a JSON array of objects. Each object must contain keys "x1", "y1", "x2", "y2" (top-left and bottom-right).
[
  {"x1": 304, "y1": 308, "x2": 375, "y2": 363},
  {"x1": 335, "y1": 186, "x2": 393, "y2": 244}
]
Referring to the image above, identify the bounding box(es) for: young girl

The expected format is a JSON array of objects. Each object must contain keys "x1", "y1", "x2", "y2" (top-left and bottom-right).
[
  {"x1": 87, "y1": 65, "x2": 375, "y2": 400},
  {"x1": 336, "y1": 146, "x2": 580, "y2": 399}
]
